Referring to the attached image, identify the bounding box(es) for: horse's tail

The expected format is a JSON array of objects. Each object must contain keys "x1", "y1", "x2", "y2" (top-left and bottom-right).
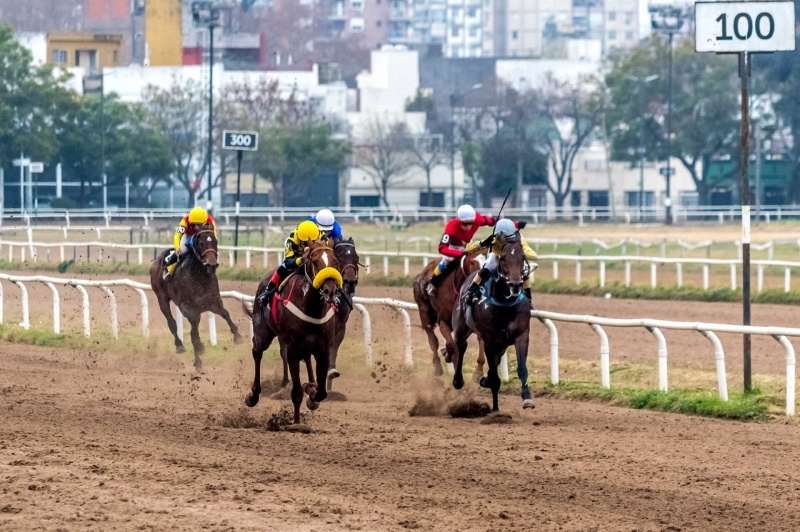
[{"x1": 241, "y1": 300, "x2": 253, "y2": 319}]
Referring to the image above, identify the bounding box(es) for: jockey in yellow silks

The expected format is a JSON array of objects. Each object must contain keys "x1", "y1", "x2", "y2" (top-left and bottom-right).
[
  {"x1": 163, "y1": 206, "x2": 217, "y2": 280},
  {"x1": 257, "y1": 220, "x2": 325, "y2": 306}
]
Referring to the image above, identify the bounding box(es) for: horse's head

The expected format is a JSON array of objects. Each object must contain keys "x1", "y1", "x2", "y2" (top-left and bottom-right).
[
  {"x1": 305, "y1": 239, "x2": 342, "y2": 305},
  {"x1": 334, "y1": 237, "x2": 359, "y2": 296},
  {"x1": 495, "y1": 235, "x2": 525, "y2": 299},
  {"x1": 191, "y1": 225, "x2": 219, "y2": 273}
]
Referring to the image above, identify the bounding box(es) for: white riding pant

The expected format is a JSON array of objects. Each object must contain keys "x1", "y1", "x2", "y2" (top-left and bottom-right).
[
  {"x1": 484, "y1": 252, "x2": 499, "y2": 272},
  {"x1": 179, "y1": 234, "x2": 189, "y2": 254}
]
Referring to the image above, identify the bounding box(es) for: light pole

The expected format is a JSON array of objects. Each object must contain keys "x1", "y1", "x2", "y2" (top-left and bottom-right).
[
  {"x1": 651, "y1": 6, "x2": 685, "y2": 225},
  {"x1": 448, "y1": 83, "x2": 482, "y2": 208},
  {"x1": 192, "y1": 1, "x2": 221, "y2": 212},
  {"x1": 626, "y1": 74, "x2": 659, "y2": 219}
]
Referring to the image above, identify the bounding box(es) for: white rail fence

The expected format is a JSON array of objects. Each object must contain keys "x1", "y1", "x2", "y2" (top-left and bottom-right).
[{"x1": 0, "y1": 272, "x2": 796, "y2": 416}]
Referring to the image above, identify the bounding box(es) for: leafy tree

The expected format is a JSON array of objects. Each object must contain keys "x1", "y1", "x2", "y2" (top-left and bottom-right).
[
  {"x1": 605, "y1": 38, "x2": 739, "y2": 204},
  {"x1": 58, "y1": 93, "x2": 172, "y2": 206}
]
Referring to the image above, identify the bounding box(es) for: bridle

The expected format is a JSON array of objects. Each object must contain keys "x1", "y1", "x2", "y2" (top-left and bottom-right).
[
  {"x1": 334, "y1": 241, "x2": 360, "y2": 284},
  {"x1": 494, "y1": 238, "x2": 526, "y2": 301},
  {"x1": 304, "y1": 244, "x2": 338, "y2": 283},
  {"x1": 191, "y1": 229, "x2": 218, "y2": 266}
]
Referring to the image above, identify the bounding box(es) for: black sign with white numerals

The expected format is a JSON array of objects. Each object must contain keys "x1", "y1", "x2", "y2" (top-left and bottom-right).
[{"x1": 222, "y1": 130, "x2": 259, "y2": 151}]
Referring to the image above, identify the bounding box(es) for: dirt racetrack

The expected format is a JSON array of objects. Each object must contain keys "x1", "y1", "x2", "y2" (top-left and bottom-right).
[{"x1": 2, "y1": 339, "x2": 800, "y2": 532}]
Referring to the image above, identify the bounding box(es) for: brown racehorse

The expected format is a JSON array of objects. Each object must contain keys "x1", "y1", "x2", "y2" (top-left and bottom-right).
[
  {"x1": 413, "y1": 248, "x2": 486, "y2": 378},
  {"x1": 276, "y1": 237, "x2": 360, "y2": 390},
  {"x1": 451, "y1": 236, "x2": 535, "y2": 412},
  {"x1": 244, "y1": 240, "x2": 343, "y2": 424},
  {"x1": 150, "y1": 225, "x2": 243, "y2": 372}
]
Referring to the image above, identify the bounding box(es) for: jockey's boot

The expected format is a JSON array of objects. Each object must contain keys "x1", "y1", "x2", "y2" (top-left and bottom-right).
[
  {"x1": 163, "y1": 250, "x2": 179, "y2": 281},
  {"x1": 464, "y1": 268, "x2": 491, "y2": 305},
  {"x1": 524, "y1": 287, "x2": 533, "y2": 309},
  {"x1": 257, "y1": 271, "x2": 281, "y2": 307},
  {"x1": 425, "y1": 261, "x2": 450, "y2": 295}
]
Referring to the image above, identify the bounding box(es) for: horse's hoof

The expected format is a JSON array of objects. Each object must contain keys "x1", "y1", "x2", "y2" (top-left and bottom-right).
[
  {"x1": 522, "y1": 399, "x2": 536, "y2": 410},
  {"x1": 433, "y1": 364, "x2": 444, "y2": 377},
  {"x1": 176, "y1": 345, "x2": 186, "y2": 354},
  {"x1": 244, "y1": 394, "x2": 259, "y2": 408},
  {"x1": 444, "y1": 352, "x2": 453, "y2": 363},
  {"x1": 452, "y1": 376, "x2": 465, "y2": 390},
  {"x1": 194, "y1": 364, "x2": 206, "y2": 375},
  {"x1": 302, "y1": 382, "x2": 317, "y2": 399},
  {"x1": 327, "y1": 368, "x2": 341, "y2": 379},
  {"x1": 306, "y1": 398, "x2": 320, "y2": 411},
  {"x1": 233, "y1": 334, "x2": 244, "y2": 345},
  {"x1": 479, "y1": 377, "x2": 490, "y2": 389}
]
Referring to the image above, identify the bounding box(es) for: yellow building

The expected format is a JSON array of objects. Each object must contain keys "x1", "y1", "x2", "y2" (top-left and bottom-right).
[
  {"x1": 145, "y1": 0, "x2": 183, "y2": 66},
  {"x1": 46, "y1": 33, "x2": 123, "y2": 73}
]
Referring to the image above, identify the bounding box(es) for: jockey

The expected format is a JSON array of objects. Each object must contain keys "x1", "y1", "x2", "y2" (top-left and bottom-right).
[
  {"x1": 163, "y1": 206, "x2": 217, "y2": 280},
  {"x1": 257, "y1": 220, "x2": 324, "y2": 306},
  {"x1": 464, "y1": 218, "x2": 536, "y2": 307},
  {"x1": 310, "y1": 208, "x2": 343, "y2": 240},
  {"x1": 425, "y1": 204, "x2": 499, "y2": 296}
]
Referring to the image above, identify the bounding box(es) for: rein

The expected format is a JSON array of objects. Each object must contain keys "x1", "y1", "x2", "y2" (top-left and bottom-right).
[
  {"x1": 493, "y1": 240, "x2": 526, "y2": 305},
  {"x1": 191, "y1": 229, "x2": 218, "y2": 265},
  {"x1": 334, "y1": 241, "x2": 360, "y2": 282}
]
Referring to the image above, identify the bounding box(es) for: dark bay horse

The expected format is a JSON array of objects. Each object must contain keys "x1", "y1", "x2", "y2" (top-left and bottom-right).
[
  {"x1": 150, "y1": 225, "x2": 243, "y2": 371},
  {"x1": 413, "y1": 248, "x2": 487, "y2": 378},
  {"x1": 276, "y1": 237, "x2": 360, "y2": 390},
  {"x1": 451, "y1": 236, "x2": 535, "y2": 412},
  {"x1": 244, "y1": 240, "x2": 343, "y2": 424}
]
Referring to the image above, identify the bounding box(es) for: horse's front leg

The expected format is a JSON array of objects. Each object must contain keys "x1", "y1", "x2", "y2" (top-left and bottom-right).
[
  {"x1": 288, "y1": 357, "x2": 304, "y2": 424},
  {"x1": 157, "y1": 295, "x2": 184, "y2": 353},
  {"x1": 515, "y1": 331, "x2": 535, "y2": 410},
  {"x1": 183, "y1": 308, "x2": 204, "y2": 373},
  {"x1": 451, "y1": 305, "x2": 472, "y2": 391},
  {"x1": 212, "y1": 300, "x2": 243, "y2": 344},
  {"x1": 245, "y1": 318, "x2": 275, "y2": 407},
  {"x1": 474, "y1": 337, "x2": 486, "y2": 382},
  {"x1": 480, "y1": 347, "x2": 504, "y2": 412}
]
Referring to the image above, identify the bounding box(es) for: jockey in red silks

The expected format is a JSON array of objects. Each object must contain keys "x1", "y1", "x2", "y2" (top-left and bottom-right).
[{"x1": 425, "y1": 204, "x2": 498, "y2": 295}]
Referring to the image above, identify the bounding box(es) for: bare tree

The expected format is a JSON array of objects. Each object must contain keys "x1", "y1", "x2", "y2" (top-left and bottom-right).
[
  {"x1": 354, "y1": 121, "x2": 414, "y2": 207},
  {"x1": 409, "y1": 134, "x2": 445, "y2": 207}
]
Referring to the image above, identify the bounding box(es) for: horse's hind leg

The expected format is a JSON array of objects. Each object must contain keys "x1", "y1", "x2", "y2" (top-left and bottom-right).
[
  {"x1": 419, "y1": 304, "x2": 443, "y2": 376},
  {"x1": 312, "y1": 351, "x2": 329, "y2": 406},
  {"x1": 157, "y1": 295, "x2": 184, "y2": 353},
  {"x1": 480, "y1": 348, "x2": 503, "y2": 412},
  {"x1": 280, "y1": 344, "x2": 290, "y2": 388},
  {"x1": 515, "y1": 333, "x2": 535, "y2": 409},
  {"x1": 212, "y1": 300, "x2": 243, "y2": 344},
  {"x1": 245, "y1": 321, "x2": 275, "y2": 408},
  {"x1": 438, "y1": 320, "x2": 458, "y2": 368}
]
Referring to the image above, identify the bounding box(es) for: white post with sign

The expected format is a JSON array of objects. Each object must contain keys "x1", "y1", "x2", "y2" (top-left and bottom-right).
[
  {"x1": 696, "y1": 1, "x2": 795, "y2": 392},
  {"x1": 222, "y1": 130, "x2": 259, "y2": 263}
]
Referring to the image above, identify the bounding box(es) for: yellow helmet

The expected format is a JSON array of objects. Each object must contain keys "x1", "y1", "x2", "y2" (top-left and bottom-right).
[
  {"x1": 296, "y1": 220, "x2": 321, "y2": 242},
  {"x1": 188, "y1": 207, "x2": 208, "y2": 225}
]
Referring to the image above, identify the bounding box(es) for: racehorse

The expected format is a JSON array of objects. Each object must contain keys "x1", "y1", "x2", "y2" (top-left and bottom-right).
[
  {"x1": 244, "y1": 239, "x2": 343, "y2": 424},
  {"x1": 451, "y1": 235, "x2": 535, "y2": 412},
  {"x1": 276, "y1": 237, "x2": 360, "y2": 391},
  {"x1": 150, "y1": 225, "x2": 243, "y2": 372},
  {"x1": 413, "y1": 248, "x2": 486, "y2": 378}
]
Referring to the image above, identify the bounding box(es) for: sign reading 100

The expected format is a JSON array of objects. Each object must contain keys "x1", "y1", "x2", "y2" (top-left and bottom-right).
[
  {"x1": 222, "y1": 130, "x2": 259, "y2": 151},
  {"x1": 695, "y1": 2, "x2": 795, "y2": 53}
]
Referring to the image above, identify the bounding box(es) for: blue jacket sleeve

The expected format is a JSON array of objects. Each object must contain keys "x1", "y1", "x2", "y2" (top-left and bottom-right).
[{"x1": 332, "y1": 221, "x2": 343, "y2": 239}]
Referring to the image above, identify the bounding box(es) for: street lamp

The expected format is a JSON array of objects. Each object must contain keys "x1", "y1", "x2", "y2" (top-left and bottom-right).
[
  {"x1": 192, "y1": 1, "x2": 221, "y2": 212},
  {"x1": 626, "y1": 74, "x2": 659, "y2": 219},
  {"x1": 448, "y1": 83, "x2": 482, "y2": 208},
  {"x1": 651, "y1": 4, "x2": 686, "y2": 225}
]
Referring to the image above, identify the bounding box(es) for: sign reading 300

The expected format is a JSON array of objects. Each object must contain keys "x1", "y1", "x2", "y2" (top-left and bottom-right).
[
  {"x1": 222, "y1": 130, "x2": 259, "y2": 151},
  {"x1": 696, "y1": 1, "x2": 796, "y2": 53}
]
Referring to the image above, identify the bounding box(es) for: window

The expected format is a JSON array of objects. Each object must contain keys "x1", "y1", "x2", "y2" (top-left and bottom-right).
[
  {"x1": 376, "y1": 20, "x2": 382, "y2": 27},
  {"x1": 52, "y1": 49, "x2": 67, "y2": 64},
  {"x1": 584, "y1": 160, "x2": 607, "y2": 171},
  {"x1": 451, "y1": 27, "x2": 459, "y2": 37},
  {"x1": 419, "y1": 191, "x2": 444, "y2": 208},
  {"x1": 512, "y1": 30, "x2": 518, "y2": 39},
  {"x1": 570, "y1": 191, "x2": 582, "y2": 208},
  {"x1": 608, "y1": 11, "x2": 616, "y2": 21},
  {"x1": 626, "y1": 31, "x2": 634, "y2": 41},
  {"x1": 351, "y1": 18, "x2": 365, "y2": 32},
  {"x1": 467, "y1": 7, "x2": 477, "y2": 17},
  {"x1": 469, "y1": 26, "x2": 478, "y2": 37},
  {"x1": 352, "y1": 0, "x2": 363, "y2": 8},
  {"x1": 625, "y1": 11, "x2": 634, "y2": 25},
  {"x1": 608, "y1": 31, "x2": 616, "y2": 40},
  {"x1": 350, "y1": 195, "x2": 381, "y2": 208},
  {"x1": 113, "y1": 50, "x2": 118, "y2": 64},
  {"x1": 588, "y1": 191, "x2": 609, "y2": 208},
  {"x1": 626, "y1": 191, "x2": 655, "y2": 207}
]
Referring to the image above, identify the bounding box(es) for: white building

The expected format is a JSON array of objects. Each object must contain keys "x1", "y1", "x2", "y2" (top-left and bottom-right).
[{"x1": 496, "y1": 58, "x2": 603, "y2": 91}]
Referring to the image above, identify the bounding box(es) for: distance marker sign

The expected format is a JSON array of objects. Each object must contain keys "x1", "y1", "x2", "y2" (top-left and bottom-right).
[
  {"x1": 696, "y1": 2, "x2": 795, "y2": 53},
  {"x1": 222, "y1": 130, "x2": 259, "y2": 151}
]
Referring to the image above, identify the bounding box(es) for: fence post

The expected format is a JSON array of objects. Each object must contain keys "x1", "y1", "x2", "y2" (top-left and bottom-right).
[
  {"x1": 0, "y1": 281, "x2": 4, "y2": 324},
  {"x1": 758, "y1": 264, "x2": 764, "y2": 292},
  {"x1": 700, "y1": 330, "x2": 727, "y2": 401},
  {"x1": 553, "y1": 261, "x2": 559, "y2": 280},
  {"x1": 730, "y1": 263, "x2": 736, "y2": 291},
  {"x1": 625, "y1": 261, "x2": 631, "y2": 287},
  {"x1": 44, "y1": 282, "x2": 60, "y2": 334},
  {"x1": 99, "y1": 286, "x2": 118, "y2": 339},
  {"x1": 403, "y1": 257, "x2": 409, "y2": 276},
  {"x1": 591, "y1": 323, "x2": 610, "y2": 389},
  {"x1": 648, "y1": 326, "x2": 667, "y2": 392},
  {"x1": 15, "y1": 281, "x2": 29, "y2": 330},
  {"x1": 651, "y1": 262, "x2": 657, "y2": 288},
  {"x1": 703, "y1": 264, "x2": 709, "y2": 290},
  {"x1": 365, "y1": 256, "x2": 371, "y2": 275},
  {"x1": 228, "y1": 250, "x2": 234, "y2": 268},
  {"x1": 677, "y1": 263, "x2": 683, "y2": 288},
  {"x1": 599, "y1": 260, "x2": 605, "y2": 288},
  {"x1": 383, "y1": 256, "x2": 389, "y2": 277},
  {"x1": 537, "y1": 317, "x2": 559, "y2": 385},
  {"x1": 391, "y1": 306, "x2": 412, "y2": 366},
  {"x1": 575, "y1": 260, "x2": 581, "y2": 285},
  {"x1": 74, "y1": 285, "x2": 90, "y2": 338},
  {"x1": 208, "y1": 313, "x2": 217, "y2": 346},
  {"x1": 774, "y1": 335, "x2": 795, "y2": 417},
  {"x1": 786, "y1": 267, "x2": 791, "y2": 292},
  {"x1": 354, "y1": 303, "x2": 372, "y2": 366},
  {"x1": 138, "y1": 247, "x2": 143, "y2": 265},
  {"x1": 134, "y1": 288, "x2": 149, "y2": 337},
  {"x1": 246, "y1": 250, "x2": 251, "y2": 269}
]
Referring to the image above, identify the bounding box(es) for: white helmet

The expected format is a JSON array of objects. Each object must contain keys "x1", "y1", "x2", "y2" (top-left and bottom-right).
[
  {"x1": 315, "y1": 209, "x2": 335, "y2": 231},
  {"x1": 457, "y1": 204, "x2": 476, "y2": 222},
  {"x1": 496, "y1": 218, "x2": 517, "y2": 236}
]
